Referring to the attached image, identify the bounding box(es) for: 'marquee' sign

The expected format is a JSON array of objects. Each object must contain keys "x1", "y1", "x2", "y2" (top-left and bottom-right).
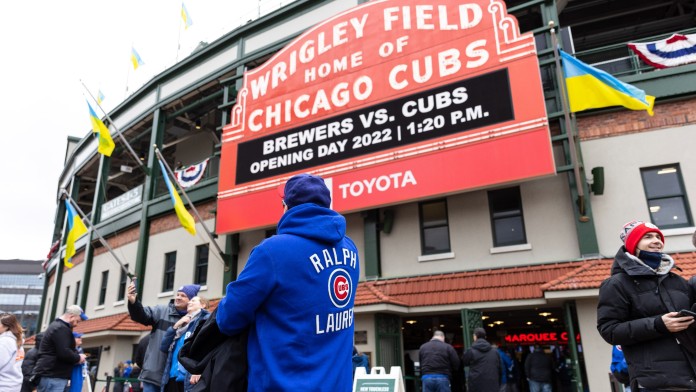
[{"x1": 217, "y1": 0, "x2": 554, "y2": 233}]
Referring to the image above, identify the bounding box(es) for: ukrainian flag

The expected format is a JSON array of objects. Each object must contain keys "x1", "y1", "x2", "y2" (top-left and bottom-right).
[
  {"x1": 130, "y1": 47, "x2": 145, "y2": 70},
  {"x1": 158, "y1": 159, "x2": 196, "y2": 235},
  {"x1": 181, "y1": 3, "x2": 193, "y2": 29},
  {"x1": 64, "y1": 200, "x2": 88, "y2": 268},
  {"x1": 97, "y1": 90, "x2": 105, "y2": 105},
  {"x1": 87, "y1": 102, "x2": 115, "y2": 156},
  {"x1": 561, "y1": 50, "x2": 655, "y2": 116}
]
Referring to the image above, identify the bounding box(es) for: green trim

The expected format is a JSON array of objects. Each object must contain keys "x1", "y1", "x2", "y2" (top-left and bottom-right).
[
  {"x1": 363, "y1": 210, "x2": 380, "y2": 278},
  {"x1": 223, "y1": 234, "x2": 240, "y2": 293},
  {"x1": 80, "y1": 154, "x2": 110, "y2": 310},
  {"x1": 563, "y1": 302, "x2": 584, "y2": 392},
  {"x1": 374, "y1": 314, "x2": 402, "y2": 368},
  {"x1": 134, "y1": 109, "x2": 165, "y2": 297}
]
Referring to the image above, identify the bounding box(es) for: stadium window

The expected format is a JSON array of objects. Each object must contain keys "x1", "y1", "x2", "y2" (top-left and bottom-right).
[
  {"x1": 488, "y1": 187, "x2": 527, "y2": 247},
  {"x1": 419, "y1": 200, "x2": 451, "y2": 255},
  {"x1": 99, "y1": 271, "x2": 109, "y2": 306},
  {"x1": 194, "y1": 245, "x2": 209, "y2": 286},
  {"x1": 163, "y1": 252, "x2": 177, "y2": 292},
  {"x1": 74, "y1": 280, "x2": 80, "y2": 305},
  {"x1": 118, "y1": 264, "x2": 129, "y2": 301},
  {"x1": 641, "y1": 164, "x2": 692, "y2": 229},
  {"x1": 63, "y1": 285, "x2": 70, "y2": 312}
]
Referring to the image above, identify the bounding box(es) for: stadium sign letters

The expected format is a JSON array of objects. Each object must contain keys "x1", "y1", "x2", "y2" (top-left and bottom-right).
[{"x1": 218, "y1": 0, "x2": 554, "y2": 233}]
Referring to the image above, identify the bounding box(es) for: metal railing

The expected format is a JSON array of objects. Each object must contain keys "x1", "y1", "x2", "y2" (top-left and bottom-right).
[{"x1": 574, "y1": 27, "x2": 696, "y2": 77}]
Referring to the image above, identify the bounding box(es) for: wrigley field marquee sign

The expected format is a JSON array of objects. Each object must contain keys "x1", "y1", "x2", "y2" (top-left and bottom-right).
[{"x1": 217, "y1": 0, "x2": 555, "y2": 233}]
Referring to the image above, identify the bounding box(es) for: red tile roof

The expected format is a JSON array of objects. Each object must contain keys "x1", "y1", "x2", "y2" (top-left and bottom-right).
[
  {"x1": 75, "y1": 313, "x2": 151, "y2": 334},
  {"x1": 542, "y1": 252, "x2": 696, "y2": 291},
  {"x1": 355, "y1": 261, "x2": 587, "y2": 307}
]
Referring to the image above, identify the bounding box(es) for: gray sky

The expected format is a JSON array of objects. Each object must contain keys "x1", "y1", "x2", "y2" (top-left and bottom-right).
[{"x1": 0, "y1": 1, "x2": 288, "y2": 260}]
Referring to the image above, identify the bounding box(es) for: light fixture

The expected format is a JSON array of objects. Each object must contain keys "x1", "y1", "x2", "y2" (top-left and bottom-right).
[
  {"x1": 488, "y1": 323, "x2": 495, "y2": 327},
  {"x1": 526, "y1": 321, "x2": 533, "y2": 325},
  {"x1": 439, "y1": 324, "x2": 445, "y2": 328},
  {"x1": 650, "y1": 206, "x2": 661, "y2": 213},
  {"x1": 548, "y1": 318, "x2": 558, "y2": 322},
  {"x1": 195, "y1": 119, "x2": 201, "y2": 129},
  {"x1": 481, "y1": 315, "x2": 489, "y2": 320},
  {"x1": 493, "y1": 321, "x2": 504, "y2": 325},
  {"x1": 539, "y1": 312, "x2": 552, "y2": 317},
  {"x1": 405, "y1": 320, "x2": 417, "y2": 325},
  {"x1": 657, "y1": 167, "x2": 677, "y2": 175}
]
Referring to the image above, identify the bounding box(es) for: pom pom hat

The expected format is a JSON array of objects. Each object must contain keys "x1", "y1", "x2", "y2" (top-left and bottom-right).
[
  {"x1": 620, "y1": 220, "x2": 664, "y2": 254},
  {"x1": 282, "y1": 174, "x2": 331, "y2": 209}
]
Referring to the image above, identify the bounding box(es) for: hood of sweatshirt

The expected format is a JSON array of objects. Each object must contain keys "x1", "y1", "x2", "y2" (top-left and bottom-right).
[{"x1": 277, "y1": 203, "x2": 346, "y2": 244}]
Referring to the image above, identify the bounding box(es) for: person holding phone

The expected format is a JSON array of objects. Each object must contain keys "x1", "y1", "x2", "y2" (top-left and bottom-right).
[{"x1": 597, "y1": 220, "x2": 696, "y2": 391}]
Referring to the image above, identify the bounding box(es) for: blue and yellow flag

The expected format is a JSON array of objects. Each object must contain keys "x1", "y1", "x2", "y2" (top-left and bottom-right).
[
  {"x1": 87, "y1": 102, "x2": 115, "y2": 156},
  {"x1": 97, "y1": 90, "x2": 105, "y2": 105},
  {"x1": 130, "y1": 47, "x2": 145, "y2": 70},
  {"x1": 158, "y1": 159, "x2": 196, "y2": 235},
  {"x1": 181, "y1": 3, "x2": 193, "y2": 29},
  {"x1": 561, "y1": 50, "x2": 654, "y2": 115},
  {"x1": 64, "y1": 200, "x2": 88, "y2": 268}
]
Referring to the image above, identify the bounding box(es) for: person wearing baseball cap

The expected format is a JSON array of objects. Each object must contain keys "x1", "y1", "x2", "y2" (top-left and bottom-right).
[
  {"x1": 597, "y1": 220, "x2": 696, "y2": 390},
  {"x1": 216, "y1": 173, "x2": 360, "y2": 391}
]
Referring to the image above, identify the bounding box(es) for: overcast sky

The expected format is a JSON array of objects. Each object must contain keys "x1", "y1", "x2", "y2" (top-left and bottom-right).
[{"x1": 0, "y1": 1, "x2": 292, "y2": 260}]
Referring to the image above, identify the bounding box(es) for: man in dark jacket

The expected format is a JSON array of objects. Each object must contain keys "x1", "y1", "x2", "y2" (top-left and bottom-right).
[
  {"x1": 524, "y1": 345, "x2": 552, "y2": 392},
  {"x1": 461, "y1": 328, "x2": 500, "y2": 392},
  {"x1": 33, "y1": 305, "x2": 87, "y2": 392},
  {"x1": 21, "y1": 333, "x2": 42, "y2": 392},
  {"x1": 127, "y1": 281, "x2": 199, "y2": 392},
  {"x1": 597, "y1": 220, "x2": 696, "y2": 390},
  {"x1": 419, "y1": 330, "x2": 460, "y2": 392},
  {"x1": 216, "y1": 174, "x2": 359, "y2": 391}
]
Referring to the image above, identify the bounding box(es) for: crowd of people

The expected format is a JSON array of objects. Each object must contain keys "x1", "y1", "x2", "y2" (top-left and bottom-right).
[{"x1": 5, "y1": 174, "x2": 696, "y2": 392}]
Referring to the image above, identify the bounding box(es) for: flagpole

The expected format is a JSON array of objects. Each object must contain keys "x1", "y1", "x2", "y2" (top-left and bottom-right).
[
  {"x1": 80, "y1": 80, "x2": 149, "y2": 175},
  {"x1": 154, "y1": 147, "x2": 230, "y2": 269},
  {"x1": 549, "y1": 21, "x2": 588, "y2": 220},
  {"x1": 61, "y1": 190, "x2": 134, "y2": 281}
]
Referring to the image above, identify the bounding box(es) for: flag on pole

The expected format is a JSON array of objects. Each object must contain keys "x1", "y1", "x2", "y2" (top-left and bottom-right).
[
  {"x1": 97, "y1": 90, "x2": 105, "y2": 105},
  {"x1": 87, "y1": 101, "x2": 115, "y2": 156},
  {"x1": 560, "y1": 50, "x2": 655, "y2": 115},
  {"x1": 181, "y1": 3, "x2": 193, "y2": 29},
  {"x1": 64, "y1": 200, "x2": 88, "y2": 268},
  {"x1": 158, "y1": 159, "x2": 196, "y2": 235},
  {"x1": 130, "y1": 47, "x2": 145, "y2": 70}
]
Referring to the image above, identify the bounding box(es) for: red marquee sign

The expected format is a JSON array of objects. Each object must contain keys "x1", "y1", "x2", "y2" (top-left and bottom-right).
[
  {"x1": 217, "y1": 0, "x2": 555, "y2": 233},
  {"x1": 504, "y1": 332, "x2": 581, "y2": 344}
]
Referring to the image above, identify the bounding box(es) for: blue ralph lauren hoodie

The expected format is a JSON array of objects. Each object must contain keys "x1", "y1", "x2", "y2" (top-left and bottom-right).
[{"x1": 217, "y1": 203, "x2": 360, "y2": 391}]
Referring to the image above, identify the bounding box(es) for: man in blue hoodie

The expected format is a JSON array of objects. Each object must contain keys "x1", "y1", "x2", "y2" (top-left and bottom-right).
[{"x1": 217, "y1": 173, "x2": 360, "y2": 391}]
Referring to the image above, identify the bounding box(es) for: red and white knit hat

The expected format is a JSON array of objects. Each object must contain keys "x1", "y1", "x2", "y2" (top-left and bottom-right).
[{"x1": 619, "y1": 220, "x2": 664, "y2": 254}]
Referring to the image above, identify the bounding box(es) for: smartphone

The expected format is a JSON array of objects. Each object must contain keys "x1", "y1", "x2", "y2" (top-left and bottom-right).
[{"x1": 678, "y1": 309, "x2": 696, "y2": 317}]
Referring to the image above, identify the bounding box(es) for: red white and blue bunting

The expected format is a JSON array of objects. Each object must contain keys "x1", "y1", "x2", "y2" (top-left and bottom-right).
[
  {"x1": 175, "y1": 158, "x2": 209, "y2": 188},
  {"x1": 628, "y1": 33, "x2": 696, "y2": 69}
]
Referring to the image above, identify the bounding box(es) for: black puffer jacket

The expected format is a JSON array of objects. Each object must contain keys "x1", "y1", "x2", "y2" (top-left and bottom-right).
[
  {"x1": 597, "y1": 247, "x2": 696, "y2": 390},
  {"x1": 419, "y1": 339, "x2": 460, "y2": 378},
  {"x1": 461, "y1": 338, "x2": 500, "y2": 392},
  {"x1": 33, "y1": 319, "x2": 80, "y2": 379}
]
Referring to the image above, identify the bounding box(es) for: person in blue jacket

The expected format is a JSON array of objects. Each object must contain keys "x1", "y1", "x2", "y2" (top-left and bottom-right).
[
  {"x1": 160, "y1": 296, "x2": 209, "y2": 392},
  {"x1": 217, "y1": 173, "x2": 360, "y2": 391}
]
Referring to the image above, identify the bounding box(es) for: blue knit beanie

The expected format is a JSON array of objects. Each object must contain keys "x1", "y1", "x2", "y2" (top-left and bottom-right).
[
  {"x1": 283, "y1": 174, "x2": 331, "y2": 209},
  {"x1": 177, "y1": 284, "x2": 201, "y2": 299}
]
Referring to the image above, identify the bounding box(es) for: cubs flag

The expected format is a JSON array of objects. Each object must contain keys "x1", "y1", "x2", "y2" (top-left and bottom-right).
[
  {"x1": 158, "y1": 158, "x2": 196, "y2": 235},
  {"x1": 87, "y1": 101, "x2": 115, "y2": 156},
  {"x1": 181, "y1": 3, "x2": 193, "y2": 29},
  {"x1": 629, "y1": 33, "x2": 696, "y2": 69},
  {"x1": 130, "y1": 47, "x2": 145, "y2": 70},
  {"x1": 64, "y1": 200, "x2": 88, "y2": 268},
  {"x1": 560, "y1": 50, "x2": 655, "y2": 116}
]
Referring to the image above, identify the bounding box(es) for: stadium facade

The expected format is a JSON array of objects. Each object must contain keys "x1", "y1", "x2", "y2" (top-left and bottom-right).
[{"x1": 37, "y1": 0, "x2": 696, "y2": 390}]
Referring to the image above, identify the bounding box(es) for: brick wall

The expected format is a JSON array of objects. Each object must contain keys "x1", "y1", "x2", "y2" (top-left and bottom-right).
[{"x1": 578, "y1": 97, "x2": 696, "y2": 140}]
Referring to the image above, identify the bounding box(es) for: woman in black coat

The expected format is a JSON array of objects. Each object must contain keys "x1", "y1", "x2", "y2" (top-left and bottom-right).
[{"x1": 597, "y1": 220, "x2": 696, "y2": 390}]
